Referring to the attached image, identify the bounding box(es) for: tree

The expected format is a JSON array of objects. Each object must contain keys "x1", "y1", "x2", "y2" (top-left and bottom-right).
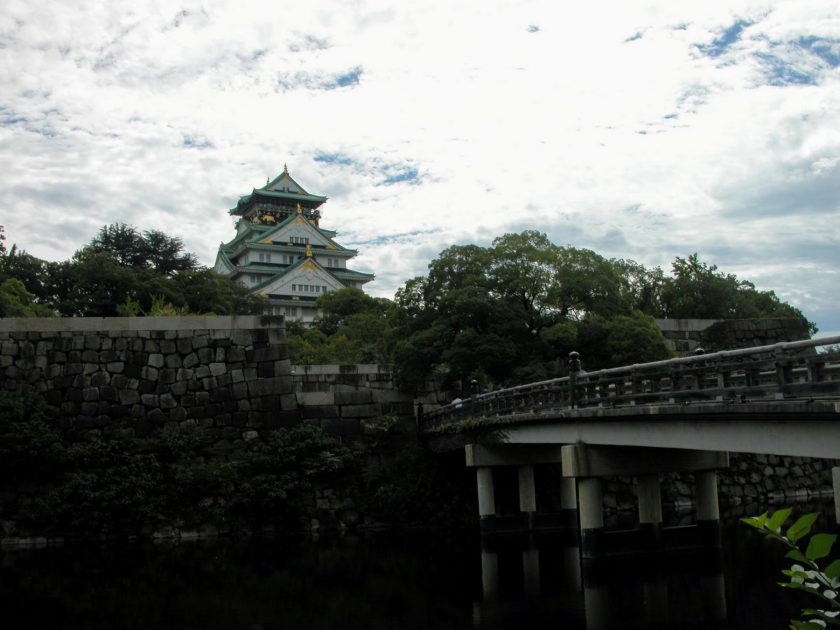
[
  {"x1": 659, "y1": 254, "x2": 814, "y2": 333},
  {"x1": 1, "y1": 224, "x2": 262, "y2": 317},
  {"x1": 87, "y1": 223, "x2": 197, "y2": 275},
  {"x1": 0, "y1": 278, "x2": 53, "y2": 317}
]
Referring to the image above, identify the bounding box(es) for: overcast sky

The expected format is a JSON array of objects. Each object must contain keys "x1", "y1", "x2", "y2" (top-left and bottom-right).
[{"x1": 1, "y1": 1, "x2": 838, "y2": 336}]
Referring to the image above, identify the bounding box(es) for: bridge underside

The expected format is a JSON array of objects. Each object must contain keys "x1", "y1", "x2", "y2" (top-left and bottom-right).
[{"x1": 484, "y1": 401, "x2": 840, "y2": 460}]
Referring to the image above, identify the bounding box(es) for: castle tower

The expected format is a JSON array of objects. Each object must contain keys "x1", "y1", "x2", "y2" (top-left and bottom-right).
[{"x1": 214, "y1": 165, "x2": 374, "y2": 323}]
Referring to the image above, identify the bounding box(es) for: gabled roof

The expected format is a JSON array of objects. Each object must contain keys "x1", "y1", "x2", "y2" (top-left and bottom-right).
[
  {"x1": 230, "y1": 165, "x2": 327, "y2": 215},
  {"x1": 248, "y1": 253, "x2": 345, "y2": 294},
  {"x1": 247, "y1": 208, "x2": 349, "y2": 251}
]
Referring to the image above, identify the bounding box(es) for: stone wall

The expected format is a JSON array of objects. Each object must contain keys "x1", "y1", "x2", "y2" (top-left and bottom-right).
[
  {"x1": 292, "y1": 364, "x2": 442, "y2": 435},
  {"x1": 655, "y1": 317, "x2": 810, "y2": 355},
  {"x1": 0, "y1": 316, "x2": 299, "y2": 439}
]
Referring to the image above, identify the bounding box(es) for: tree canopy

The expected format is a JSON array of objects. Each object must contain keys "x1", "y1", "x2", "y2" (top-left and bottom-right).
[{"x1": 0, "y1": 224, "x2": 265, "y2": 317}]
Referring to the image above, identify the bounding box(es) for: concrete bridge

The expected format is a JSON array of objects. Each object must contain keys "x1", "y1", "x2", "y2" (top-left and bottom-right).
[{"x1": 419, "y1": 336, "x2": 840, "y2": 556}]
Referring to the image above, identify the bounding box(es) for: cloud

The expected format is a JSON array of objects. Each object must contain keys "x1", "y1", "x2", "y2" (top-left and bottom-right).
[{"x1": 1, "y1": 0, "x2": 839, "y2": 338}]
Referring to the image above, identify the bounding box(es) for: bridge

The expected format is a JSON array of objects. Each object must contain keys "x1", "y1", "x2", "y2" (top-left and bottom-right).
[{"x1": 419, "y1": 336, "x2": 840, "y2": 556}]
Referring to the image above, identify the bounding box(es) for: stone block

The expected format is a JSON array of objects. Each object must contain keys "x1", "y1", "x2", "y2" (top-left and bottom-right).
[
  {"x1": 168, "y1": 381, "x2": 186, "y2": 396},
  {"x1": 335, "y1": 390, "x2": 373, "y2": 405},
  {"x1": 183, "y1": 352, "x2": 199, "y2": 368},
  {"x1": 140, "y1": 366, "x2": 159, "y2": 381},
  {"x1": 192, "y1": 334, "x2": 209, "y2": 350},
  {"x1": 100, "y1": 386, "x2": 118, "y2": 402},
  {"x1": 165, "y1": 354, "x2": 182, "y2": 369},
  {"x1": 300, "y1": 405, "x2": 339, "y2": 419},
  {"x1": 90, "y1": 371, "x2": 110, "y2": 387},
  {"x1": 120, "y1": 389, "x2": 140, "y2": 405},
  {"x1": 82, "y1": 387, "x2": 99, "y2": 402},
  {"x1": 227, "y1": 347, "x2": 246, "y2": 362},
  {"x1": 141, "y1": 394, "x2": 159, "y2": 407},
  {"x1": 209, "y1": 362, "x2": 227, "y2": 376},
  {"x1": 107, "y1": 361, "x2": 125, "y2": 373},
  {"x1": 297, "y1": 391, "x2": 336, "y2": 406},
  {"x1": 340, "y1": 403, "x2": 383, "y2": 418},
  {"x1": 160, "y1": 393, "x2": 177, "y2": 409},
  {"x1": 197, "y1": 347, "x2": 213, "y2": 364},
  {"x1": 246, "y1": 346, "x2": 283, "y2": 363}
]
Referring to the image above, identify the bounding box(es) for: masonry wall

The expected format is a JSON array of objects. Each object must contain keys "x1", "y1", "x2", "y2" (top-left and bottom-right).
[
  {"x1": 0, "y1": 316, "x2": 299, "y2": 440},
  {"x1": 292, "y1": 364, "x2": 441, "y2": 435},
  {"x1": 655, "y1": 317, "x2": 810, "y2": 354}
]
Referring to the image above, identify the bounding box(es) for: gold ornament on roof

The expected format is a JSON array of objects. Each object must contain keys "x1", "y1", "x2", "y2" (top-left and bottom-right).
[
  {"x1": 296, "y1": 203, "x2": 302, "y2": 215},
  {"x1": 306, "y1": 243, "x2": 312, "y2": 258}
]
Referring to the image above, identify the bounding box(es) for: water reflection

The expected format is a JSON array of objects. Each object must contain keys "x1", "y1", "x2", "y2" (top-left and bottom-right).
[{"x1": 0, "y1": 501, "x2": 834, "y2": 630}]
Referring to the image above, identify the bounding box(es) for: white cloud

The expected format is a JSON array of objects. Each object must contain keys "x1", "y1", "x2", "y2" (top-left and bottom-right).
[{"x1": 1, "y1": 0, "x2": 839, "y2": 335}]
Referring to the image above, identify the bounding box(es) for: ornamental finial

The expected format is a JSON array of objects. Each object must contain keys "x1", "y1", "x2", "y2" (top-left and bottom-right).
[{"x1": 284, "y1": 163, "x2": 289, "y2": 174}]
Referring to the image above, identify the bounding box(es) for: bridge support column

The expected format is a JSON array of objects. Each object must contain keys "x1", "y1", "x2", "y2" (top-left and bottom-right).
[
  {"x1": 476, "y1": 467, "x2": 496, "y2": 533},
  {"x1": 833, "y1": 467, "x2": 840, "y2": 526},
  {"x1": 696, "y1": 470, "x2": 721, "y2": 547},
  {"x1": 578, "y1": 477, "x2": 604, "y2": 558},
  {"x1": 518, "y1": 465, "x2": 537, "y2": 527},
  {"x1": 560, "y1": 477, "x2": 578, "y2": 528},
  {"x1": 637, "y1": 474, "x2": 662, "y2": 550}
]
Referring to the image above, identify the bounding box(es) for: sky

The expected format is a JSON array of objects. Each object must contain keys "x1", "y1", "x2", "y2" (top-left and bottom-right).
[{"x1": 1, "y1": 0, "x2": 839, "y2": 337}]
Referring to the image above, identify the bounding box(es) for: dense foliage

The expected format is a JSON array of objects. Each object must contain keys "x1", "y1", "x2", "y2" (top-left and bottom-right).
[
  {"x1": 0, "y1": 392, "x2": 473, "y2": 536},
  {"x1": 287, "y1": 231, "x2": 812, "y2": 393},
  {"x1": 743, "y1": 508, "x2": 840, "y2": 629},
  {"x1": 0, "y1": 223, "x2": 265, "y2": 316},
  {"x1": 0, "y1": 391, "x2": 366, "y2": 535}
]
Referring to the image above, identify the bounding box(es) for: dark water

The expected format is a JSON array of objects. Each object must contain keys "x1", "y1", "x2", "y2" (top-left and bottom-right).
[{"x1": 1, "y1": 504, "x2": 835, "y2": 630}]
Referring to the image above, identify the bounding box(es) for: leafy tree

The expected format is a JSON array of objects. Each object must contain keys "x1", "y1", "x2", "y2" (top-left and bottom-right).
[
  {"x1": 659, "y1": 254, "x2": 814, "y2": 333},
  {"x1": 743, "y1": 508, "x2": 840, "y2": 629},
  {"x1": 0, "y1": 278, "x2": 54, "y2": 317},
  {"x1": 0, "y1": 224, "x2": 5, "y2": 256},
  {"x1": 0, "y1": 223, "x2": 264, "y2": 317},
  {"x1": 87, "y1": 223, "x2": 197, "y2": 274}
]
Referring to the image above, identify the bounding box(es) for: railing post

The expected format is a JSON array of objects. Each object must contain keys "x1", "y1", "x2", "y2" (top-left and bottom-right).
[
  {"x1": 569, "y1": 351, "x2": 581, "y2": 408},
  {"x1": 775, "y1": 353, "x2": 793, "y2": 399}
]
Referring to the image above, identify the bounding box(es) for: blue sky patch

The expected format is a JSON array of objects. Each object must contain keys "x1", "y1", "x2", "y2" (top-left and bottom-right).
[
  {"x1": 697, "y1": 19, "x2": 752, "y2": 57},
  {"x1": 379, "y1": 166, "x2": 420, "y2": 186},
  {"x1": 277, "y1": 66, "x2": 363, "y2": 91},
  {"x1": 314, "y1": 152, "x2": 356, "y2": 166},
  {"x1": 330, "y1": 66, "x2": 363, "y2": 88},
  {"x1": 755, "y1": 52, "x2": 817, "y2": 86},
  {"x1": 798, "y1": 36, "x2": 840, "y2": 68},
  {"x1": 182, "y1": 135, "x2": 214, "y2": 149}
]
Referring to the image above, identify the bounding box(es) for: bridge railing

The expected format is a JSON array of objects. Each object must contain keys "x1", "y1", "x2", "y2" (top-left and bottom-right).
[{"x1": 419, "y1": 335, "x2": 840, "y2": 432}]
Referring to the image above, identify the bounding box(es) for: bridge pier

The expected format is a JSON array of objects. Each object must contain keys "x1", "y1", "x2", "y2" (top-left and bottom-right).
[
  {"x1": 637, "y1": 474, "x2": 663, "y2": 550},
  {"x1": 475, "y1": 467, "x2": 497, "y2": 533},
  {"x1": 518, "y1": 465, "x2": 537, "y2": 528},
  {"x1": 466, "y1": 444, "x2": 565, "y2": 533},
  {"x1": 578, "y1": 477, "x2": 604, "y2": 558},
  {"x1": 696, "y1": 469, "x2": 721, "y2": 546},
  {"x1": 562, "y1": 444, "x2": 728, "y2": 557},
  {"x1": 833, "y1": 467, "x2": 840, "y2": 526}
]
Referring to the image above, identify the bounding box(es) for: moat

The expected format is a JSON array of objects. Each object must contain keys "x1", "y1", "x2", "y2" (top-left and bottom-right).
[{"x1": 3, "y1": 501, "x2": 834, "y2": 630}]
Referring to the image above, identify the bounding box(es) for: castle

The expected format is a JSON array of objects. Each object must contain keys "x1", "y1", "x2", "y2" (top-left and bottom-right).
[{"x1": 214, "y1": 166, "x2": 374, "y2": 323}]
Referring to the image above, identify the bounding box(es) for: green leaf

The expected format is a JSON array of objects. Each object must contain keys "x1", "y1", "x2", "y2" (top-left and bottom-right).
[
  {"x1": 787, "y1": 549, "x2": 809, "y2": 564},
  {"x1": 742, "y1": 513, "x2": 769, "y2": 529},
  {"x1": 825, "y1": 560, "x2": 840, "y2": 581},
  {"x1": 789, "y1": 513, "x2": 821, "y2": 544},
  {"x1": 768, "y1": 508, "x2": 794, "y2": 533},
  {"x1": 807, "y1": 534, "x2": 838, "y2": 561}
]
